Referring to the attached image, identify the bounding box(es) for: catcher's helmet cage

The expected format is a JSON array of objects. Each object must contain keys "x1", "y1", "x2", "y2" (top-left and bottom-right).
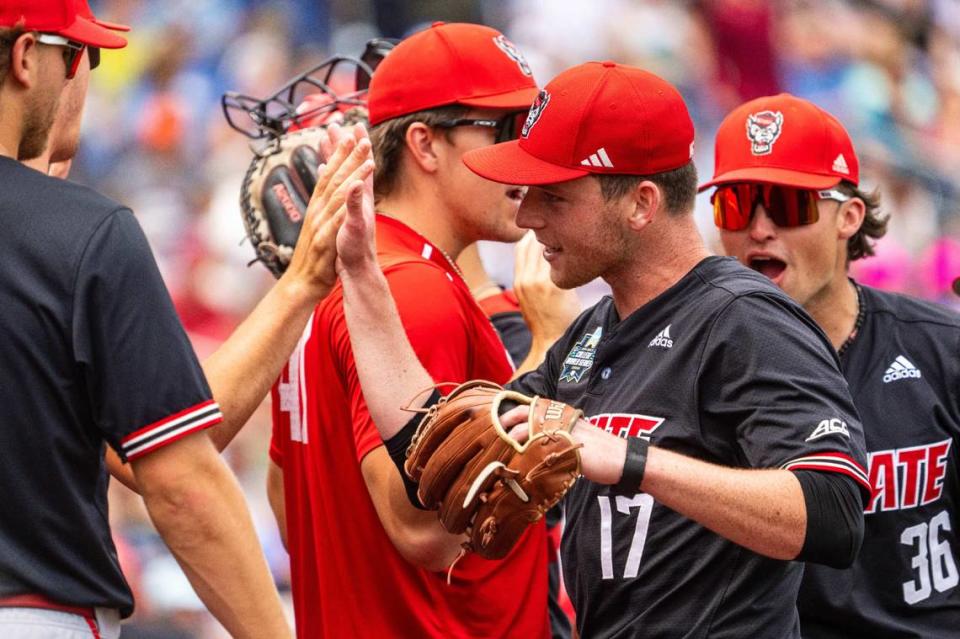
[
  {"x1": 227, "y1": 38, "x2": 396, "y2": 277},
  {"x1": 221, "y1": 37, "x2": 397, "y2": 140}
]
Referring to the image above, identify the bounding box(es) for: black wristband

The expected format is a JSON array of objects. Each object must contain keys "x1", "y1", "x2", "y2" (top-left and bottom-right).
[
  {"x1": 384, "y1": 389, "x2": 442, "y2": 510},
  {"x1": 613, "y1": 437, "x2": 649, "y2": 495}
]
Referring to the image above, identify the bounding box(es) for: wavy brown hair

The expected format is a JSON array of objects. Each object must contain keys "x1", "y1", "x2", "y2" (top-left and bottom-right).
[{"x1": 837, "y1": 180, "x2": 887, "y2": 263}]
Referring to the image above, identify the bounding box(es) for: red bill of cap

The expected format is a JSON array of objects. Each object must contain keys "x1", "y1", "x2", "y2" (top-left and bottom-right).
[
  {"x1": 368, "y1": 22, "x2": 538, "y2": 125},
  {"x1": 0, "y1": 0, "x2": 127, "y2": 48},
  {"x1": 463, "y1": 61, "x2": 695, "y2": 186},
  {"x1": 464, "y1": 140, "x2": 587, "y2": 185},
  {"x1": 700, "y1": 93, "x2": 859, "y2": 191}
]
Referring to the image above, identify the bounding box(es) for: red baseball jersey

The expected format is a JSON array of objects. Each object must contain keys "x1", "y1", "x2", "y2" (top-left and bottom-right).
[{"x1": 270, "y1": 215, "x2": 550, "y2": 638}]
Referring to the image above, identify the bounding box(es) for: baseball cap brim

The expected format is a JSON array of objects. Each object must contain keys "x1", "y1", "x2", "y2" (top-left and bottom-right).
[
  {"x1": 458, "y1": 85, "x2": 540, "y2": 111},
  {"x1": 463, "y1": 140, "x2": 589, "y2": 186},
  {"x1": 699, "y1": 167, "x2": 842, "y2": 192},
  {"x1": 92, "y1": 18, "x2": 131, "y2": 32},
  {"x1": 77, "y1": 0, "x2": 132, "y2": 33},
  {"x1": 60, "y1": 16, "x2": 128, "y2": 49}
]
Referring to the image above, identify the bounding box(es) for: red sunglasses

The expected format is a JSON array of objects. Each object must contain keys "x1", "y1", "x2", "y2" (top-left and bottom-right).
[{"x1": 712, "y1": 183, "x2": 850, "y2": 231}]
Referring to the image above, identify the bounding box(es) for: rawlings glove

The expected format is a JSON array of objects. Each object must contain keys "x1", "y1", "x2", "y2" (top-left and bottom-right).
[
  {"x1": 406, "y1": 381, "x2": 583, "y2": 559},
  {"x1": 238, "y1": 109, "x2": 367, "y2": 278}
]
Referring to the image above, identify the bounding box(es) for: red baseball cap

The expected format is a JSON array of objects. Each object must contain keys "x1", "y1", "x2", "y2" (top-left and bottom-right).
[
  {"x1": 462, "y1": 61, "x2": 695, "y2": 185},
  {"x1": 367, "y1": 22, "x2": 538, "y2": 126},
  {"x1": 0, "y1": 0, "x2": 127, "y2": 48},
  {"x1": 76, "y1": 0, "x2": 130, "y2": 33},
  {"x1": 700, "y1": 93, "x2": 859, "y2": 191}
]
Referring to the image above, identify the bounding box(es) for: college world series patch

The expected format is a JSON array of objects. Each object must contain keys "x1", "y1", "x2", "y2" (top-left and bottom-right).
[{"x1": 559, "y1": 326, "x2": 602, "y2": 383}]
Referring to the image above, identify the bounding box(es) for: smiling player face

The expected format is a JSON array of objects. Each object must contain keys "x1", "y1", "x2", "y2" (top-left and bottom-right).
[{"x1": 515, "y1": 176, "x2": 633, "y2": 290}]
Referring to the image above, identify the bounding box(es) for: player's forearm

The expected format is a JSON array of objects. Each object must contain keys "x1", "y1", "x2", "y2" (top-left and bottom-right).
[
  {"x1": 361, "y1": 448, "x2": 464, "y2": 571},
  {"x1": 137, "y1": 446, "x2": 291, "y2": 638},
  {"x1": 203, "y1": 278, "x2": 318, "y2": 451},
  {"x1": 641, "y1": 448, "x2": 806, "y2": 559},
  {"x1": 384, "y1": 487, "x2": 465, "y2": 572},
  {"x1": 340, "y1": 263, "x2": 434, "y2": 440},
  {"x1": 572, "y1": 423, "x2": 806, "y2": 560}
]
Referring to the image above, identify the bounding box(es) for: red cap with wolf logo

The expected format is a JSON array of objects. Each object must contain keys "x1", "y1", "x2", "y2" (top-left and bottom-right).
[
  {"x1": 463, "y1": 61, "x2": 695, "y2": 185},
  {"x1": 367, "y1": 22, "x2": 538, "y2": 126},
  {"x1": 700, "y1": 93, "x2": 859, "y2": 191}
]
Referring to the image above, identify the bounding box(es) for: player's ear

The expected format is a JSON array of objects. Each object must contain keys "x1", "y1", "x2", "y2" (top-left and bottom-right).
[
  {"x1": 836, "y1": 196, "x2": 865, "y2": 241},
  {"x1": 9, "y1": 32, "x2": 40, "y2": 88},
  {"x1": 403, "y1": 121, "x2": 440, "y2": 174},
  {"x1": 624, "y1": 180, "x2": 661, "y2": 233}
]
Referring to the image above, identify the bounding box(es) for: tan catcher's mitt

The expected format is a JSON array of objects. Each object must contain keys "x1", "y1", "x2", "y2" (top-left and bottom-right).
[
  {"x1": 406, "y1": 381, "x2": 583, "y2": 560},
  {"x1": 238, "y1": 109, "x2": 369, "y2": 278}
]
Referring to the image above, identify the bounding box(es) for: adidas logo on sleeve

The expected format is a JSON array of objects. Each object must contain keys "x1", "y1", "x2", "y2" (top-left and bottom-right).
[
  {"x1": 883, "y1": 355, "x2": 921, "y2": 383},
  {"x1": 648, "y1": 324, "x2": 674, "y2": 349}
]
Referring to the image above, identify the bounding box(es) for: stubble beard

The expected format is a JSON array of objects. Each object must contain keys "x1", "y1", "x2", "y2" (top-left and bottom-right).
[
  {"x1": 18, "y1": 84, "x2": 62, "y2": 162},
  {"x1": 474, "y1": 206, "x2": 526, "y2": 244},
  {"x1": 553, "y1": 209, "x2": 630, "y2": 290},
  {"x1": 550, "y1": 244, "x2": 616, "y2": 290},
  {"x1": 48, "y1": 71, "x2": 88, "y2": 163}
]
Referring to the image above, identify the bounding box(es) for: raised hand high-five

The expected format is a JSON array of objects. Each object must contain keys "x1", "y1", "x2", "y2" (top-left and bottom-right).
[
  {"x1": 168, "y1": 123, "x2": 374, "y2": 455},
  {"x1": 330, "y1": 128, "x2": 377, "y2": 280},
  {"x1": 284, "y1": 122, "x2": 375, "y2": 298}
]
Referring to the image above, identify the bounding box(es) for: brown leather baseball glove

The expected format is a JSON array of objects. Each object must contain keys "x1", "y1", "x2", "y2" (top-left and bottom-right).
[{"x1": 405, "y1": 380, "x2": 583, "y2": 560}]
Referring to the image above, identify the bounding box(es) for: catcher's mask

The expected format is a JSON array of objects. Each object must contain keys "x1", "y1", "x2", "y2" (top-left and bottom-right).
[{"x1": 221, "y1": 37, "x2": 397, "y2": 139}]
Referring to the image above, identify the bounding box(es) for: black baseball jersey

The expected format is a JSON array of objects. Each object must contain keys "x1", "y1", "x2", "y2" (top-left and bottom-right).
[
  {"x1": 0, "y1": 157, "x2": 221, "y2": 616},
  {"x1": 510, "y1": 256, "x2": 869, "y2": 639},
  {"x1": 798, "y1": 285, "x2": 960, "y2": 638},
  {"x1": 490, "y1": 308, "x2": 532, "y2": 366}
]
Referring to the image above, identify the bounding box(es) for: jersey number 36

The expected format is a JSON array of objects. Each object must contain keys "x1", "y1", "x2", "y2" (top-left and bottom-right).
[{"x1": 901, "y1": 510, "x2": 959, "y2": 604}]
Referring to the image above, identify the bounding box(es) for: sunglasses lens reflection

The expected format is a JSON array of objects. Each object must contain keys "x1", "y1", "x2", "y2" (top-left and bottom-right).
[{"x1": 713, "y1": 184, "x2": 820, "y2": 231}]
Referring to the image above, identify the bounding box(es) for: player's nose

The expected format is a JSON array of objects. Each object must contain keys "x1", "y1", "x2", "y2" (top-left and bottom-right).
[
  {"x1": 747, "y1": 204, "x2": 777, "y2": 242},
  {"x1": 514, "y1": 197, "x2": 543, "y2": 230}
]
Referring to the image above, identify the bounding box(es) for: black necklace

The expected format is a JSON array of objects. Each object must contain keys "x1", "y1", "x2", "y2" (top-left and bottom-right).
[{"x1": 837, "y1": 280, "x2": 864, "y2": 359}]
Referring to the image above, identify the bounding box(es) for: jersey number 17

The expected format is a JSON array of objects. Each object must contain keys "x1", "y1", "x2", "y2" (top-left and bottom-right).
[{"x1": 598, "y1": 493, "x2": 655, "y2": 579}]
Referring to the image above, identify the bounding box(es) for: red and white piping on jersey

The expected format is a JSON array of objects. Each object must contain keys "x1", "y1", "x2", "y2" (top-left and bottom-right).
[
  {"x1": 780, "y1": 452, "x2": 870, "y2": 492},
  {"x1": 85, "y1": 616, "x2": 102, "y2": 639},
  {"x1": 294, "y1": 311, "x2": 314, "y2": 444},
  {"x1": 121, "y1": 399, "x2": 223, "y2": 460}
]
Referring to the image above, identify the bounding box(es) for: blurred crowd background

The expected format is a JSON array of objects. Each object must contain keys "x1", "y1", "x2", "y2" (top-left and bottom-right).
[{"x1": 78, "y1": 0, "x2": 960, "y2": 636}]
